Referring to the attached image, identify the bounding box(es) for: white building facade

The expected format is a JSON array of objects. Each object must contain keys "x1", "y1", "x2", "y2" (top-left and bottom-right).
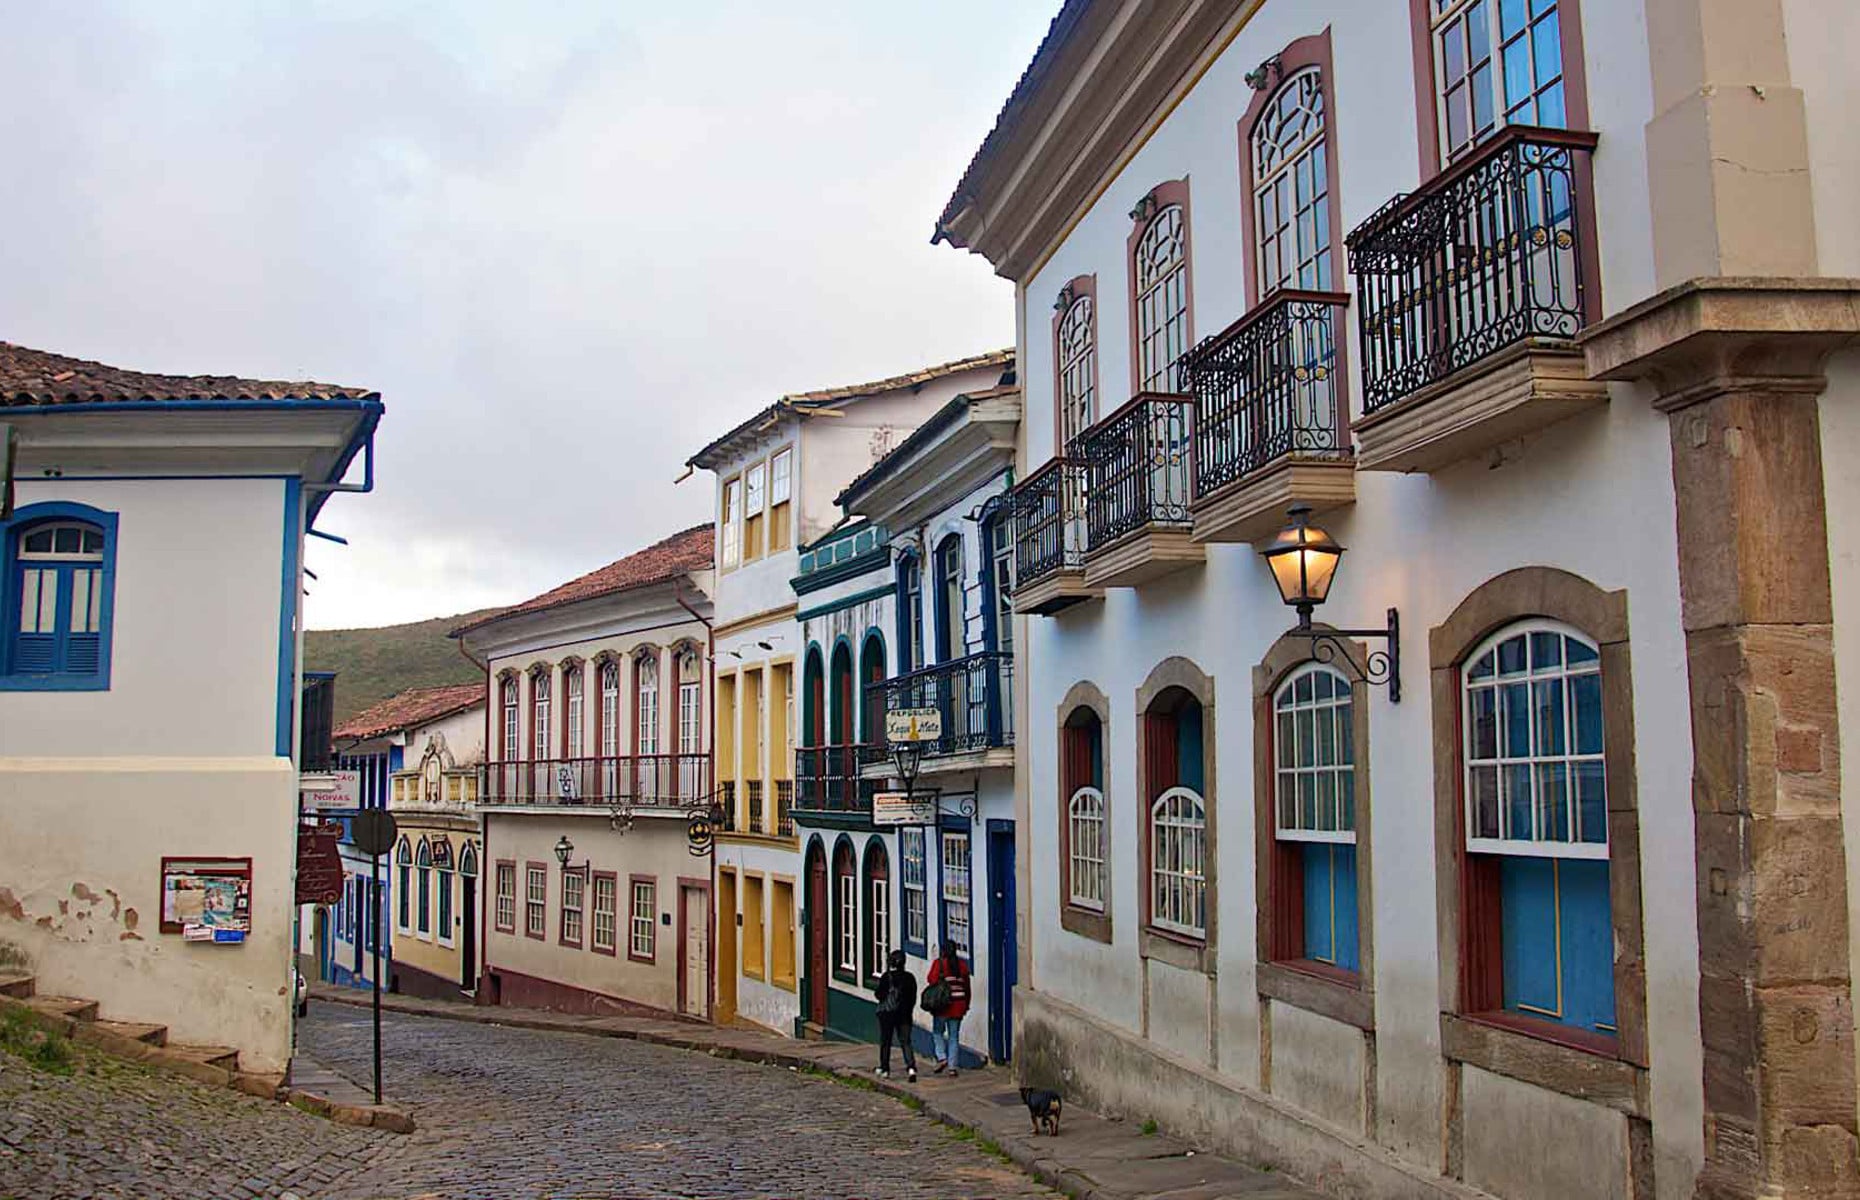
[
  {"x1": 936, "y1": 2, "x2": 1860, "y2": 1198},
  {"x1": 692, "y1": 351, "x2": 1014, "y2": 1036},
  {"x1": 0, "y1": 342, "x2": 380, "y2": 1075}
]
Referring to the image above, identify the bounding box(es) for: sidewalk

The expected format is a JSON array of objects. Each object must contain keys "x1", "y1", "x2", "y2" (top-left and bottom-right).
[{"x1": 310, "y1": 983, "x2": 1316, "y2": 1199}]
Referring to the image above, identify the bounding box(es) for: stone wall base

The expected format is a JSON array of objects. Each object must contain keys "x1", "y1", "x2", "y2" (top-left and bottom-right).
[
  {"x1": 1015, "y1": 988, "x2": 1484, "y2": 1200},
  {"x1": 482, "y1": 965, "x2": 680, "y2": 1021}
]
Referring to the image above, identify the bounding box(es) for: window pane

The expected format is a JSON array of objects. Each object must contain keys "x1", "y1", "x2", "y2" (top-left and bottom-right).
[
  {"x1": 1576, "y1": 761, "x2": 1608, "y2": 843},
  {"x1": 1501, "y1": 682, "x2": 1531, "y2": 757},
  {"x1": 1497, "y1": 634, "x2": 1527, "y2": 676},
  {"x1": 1536, "y1": 762, "x2": 1570, "y2": 841},
  {"x1": 1504, "y1": 763, "x2": 1534, "y2": 839},
  {"x1": 1533, "y1": 679, "x2": 1566, "y2": 755},
  {"x1": 1571, "y1": 673, "x2": 1603, "y2": 754}
]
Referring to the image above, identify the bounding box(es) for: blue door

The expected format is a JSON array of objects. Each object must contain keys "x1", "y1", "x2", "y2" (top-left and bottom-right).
[{"x1": 986, "y1": 820, "x2": 1017, "y2": 1063}]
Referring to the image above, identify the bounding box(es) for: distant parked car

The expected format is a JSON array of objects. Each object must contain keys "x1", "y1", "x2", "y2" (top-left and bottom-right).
[{"x1": 293, "y1": 967, "x2": 308, "y2": 1017}]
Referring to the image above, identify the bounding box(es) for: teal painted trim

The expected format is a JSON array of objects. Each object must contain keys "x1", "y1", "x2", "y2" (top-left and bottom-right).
[
  {"x1": 825, "y1": 985, "x2": 881, "y2": 1044},
  {"x1": 0, "y1": 501, "x2": 120, "y2": 691},
  {"x1": 277, "y1": 477, "x2": 303, "y2": 758},
  {"x1": 792, "y1": 548, "x2": 889, "y2": 595},
  {"x1": 795, "y1": 583, "x2": 895, "y2": 620},
  {"x1": 792, "y1": 810, "x2": 879, "y2": 833}
]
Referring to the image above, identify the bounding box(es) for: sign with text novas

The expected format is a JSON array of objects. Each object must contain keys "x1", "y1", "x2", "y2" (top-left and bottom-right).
[
  {"x1": 303, "y1": 769, "x2": 363, "y2": 812},
  {"x1": 295, "y1": 822, "x2": 345, "y2": 905},
  {"x1": 885, "y1": 708, "x2": 943, "y2": 743},
  {"x1": 873, "y1": 791, "x2": 939, "y2": 826}
]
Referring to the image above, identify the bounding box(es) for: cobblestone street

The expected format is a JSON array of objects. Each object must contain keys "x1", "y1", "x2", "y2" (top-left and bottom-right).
[{"x1": 0, "y1": 1003, "x2": 1052, "y2": 1200}]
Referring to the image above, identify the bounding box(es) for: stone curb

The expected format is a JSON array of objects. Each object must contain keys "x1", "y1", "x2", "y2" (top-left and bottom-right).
[
  {"x1": 0, "y1": 993, "x2": 412, "y2": 1135},
  {"x1": 312, "y1": 990, "x2": 1086, "y2": 1194}
]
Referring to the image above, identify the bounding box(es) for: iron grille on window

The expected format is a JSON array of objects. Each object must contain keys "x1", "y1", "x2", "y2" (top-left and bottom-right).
[
  {"x1": 1181, "y1": 291, "x2": 1350, "y2": 498},
  {"x1": 719, "y1": 781, "x2": 736, "y2": 832},
  {"x1": 746, "y1": 779, "x2": 764, "y2": 834},
  {"x1": 476, "y1": 754, "x2": 710, "y2": 807},
  {"x1": 1346, "y1": 126, "x2": 1598, "y2": 414},
  {"x1": 1075, "y1": 393, "x2": 1196, "y2": 549},
  {"x1": 775, "y1": 780, "x2": 795, "y2": 837}
]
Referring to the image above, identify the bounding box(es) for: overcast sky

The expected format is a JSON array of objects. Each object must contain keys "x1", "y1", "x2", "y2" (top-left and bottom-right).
[{"x1": 0, "y1": 2, "x2": 1046, "y2": 629}]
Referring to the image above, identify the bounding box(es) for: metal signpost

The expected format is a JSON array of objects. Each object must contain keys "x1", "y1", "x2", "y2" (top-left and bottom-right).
[{"x1": 348, "y1": 807, "x2": 398, "y2": 1106}]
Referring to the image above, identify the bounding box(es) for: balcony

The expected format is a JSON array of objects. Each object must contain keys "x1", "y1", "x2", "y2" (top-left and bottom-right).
[
  {"x1": 1003, "y1": 457, "x2": 1101, "y2": 615},
  {"x1": 794, "y1": 744, "x2": 883, "y2": 818},
  {"x1": 870, "y1": 651, "x2": 1014, "y2": 776},
  {"x1": 1076, "y1": 392, "x2": 1204, "y2": 588},
  {"x1": 479, "y1": 754, "x2": 710, "y2": 809},
  {"x1": 1345, "y1": 126, "x2": 1606, "y2": 473},
  {"x1": 1182, "y1": 290, "x2": 1356, "y2": 545}
]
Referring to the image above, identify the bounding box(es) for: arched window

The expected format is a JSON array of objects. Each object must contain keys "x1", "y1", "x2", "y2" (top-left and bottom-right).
[
  {"x1": 803, "y1": 646, "x2": 825, "y2": 747},
  {"x1": 1144, "y1": 684, "x2": 1207, "y2": 939},
  {"x1": 500, "y1": 676, "x2": 520, "y2": 759},
  {"x1": 531, "y1": 669, "x2": 552, "y2": 760},
  {"x1": 1055, "y1": 285, "x2": 1097, "y2": 447},
  {"x1": 863, "y1": 839, "x2": 891, "y2": 980},
  {"x1": 1252, "y1": 67, "x2": 1331, "y2": 294},
  {"x1": 1063, "y1": 706, "x2": 1107, "y2": 912},
  {"x1": 395, "y1": 837, "x2": 413, "y2": 932},
  {"x1": 1273, "y1": 663, "x2": 1357, "y2": 969},
  {"x1": 935, "y1": 535, "x2": 964, "y2": 663},
  {"x1": 636, "y1": 652, "x2": 660, "y2": 755},
  {"x1": 1133, "y1": 198, "x2": 1190, "y2": 392},
  {"x1": 834, "y1": 839, "x2": 858, "y2": 980},
  {"x1": 415, "y1": 839, "x2": 433, "y2": 936},
  {"x1": 1150, "y1": 788, "x2": 1207, "y2": 938},
  {"x1": 432, "y1": 838, "x2": 455, "y2": 945},
  {"x1": 1429, "y1": 0, "x2": 1568, "y2": 163},
  {"x1": 563, "y1": 664, "x2": 584, "y2": 759},
  {"x1": 1463, "y1": 619, "x2": 1611, "y2": 1033},
  {"x1": 458, "y1": 842, "x2": 478, "y2": 877},
  {"x1": 859, "y1": 634, "x2": 886, "y2": 746},
  {"x1": 4, "y1": 511, "x2": 115, "y2": 685},
  {"x1": 677, "y1": 648, "x2": 703, "y2": 756},
  {"x1": 829, "y1": 642, "x2": 854, "y2": 745}
]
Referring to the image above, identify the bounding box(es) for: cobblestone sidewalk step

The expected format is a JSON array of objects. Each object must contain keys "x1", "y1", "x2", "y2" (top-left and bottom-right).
[
  {"x1": 91, "y1": 1018, "x2": 168, "y2": 1046},
  {"x1": 25, "y1": 994, "x2": 98, "y2": 1023},
  {"x1": 0, "y1": 970, "x2": 34, "y2": 999},
  {"x1": 309, "y1": 984, "x2": 1320, "y2": 1200}
]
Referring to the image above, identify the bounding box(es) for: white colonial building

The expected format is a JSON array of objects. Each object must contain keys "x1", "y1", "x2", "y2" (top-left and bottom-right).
[
  {"x1": 690, "y1": 350, "x2": 1012, "y2": 1037},
  {"x1": 0, "y1": 341, "x2": 380, "y2": 1075},
  {"x1": 456, "y1": 525, "x2": 715, "y2": 1020},
  {"x1": 936, "y1": 2, "x2": 1860, "y2": 1198}
]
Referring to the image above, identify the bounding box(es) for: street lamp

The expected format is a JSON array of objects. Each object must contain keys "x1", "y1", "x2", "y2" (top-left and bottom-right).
[
  {"x1": 1258, "y1": 506, "x2": 1401, "y2": 701},
  {"x1": 553, "y1": 835, "x2": 588, "y2": 872}
]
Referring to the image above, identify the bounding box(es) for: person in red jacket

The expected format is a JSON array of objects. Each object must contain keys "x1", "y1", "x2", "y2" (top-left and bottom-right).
[{"x1": 926, "y1": 942, "x2": 971, "y2": 1076}]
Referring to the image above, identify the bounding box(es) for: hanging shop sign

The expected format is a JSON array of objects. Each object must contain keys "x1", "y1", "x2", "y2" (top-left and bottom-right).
[
  {"x1": 873, "y1": 790, "x2": 939, "y2": 826},
  {"x1": 295, "y1": 822, "x2": 345, "y2": 905},
  {"x1": 160, "y1": 856, "x2": 252, "y2": 942},
  {"x1": 884, "y1": 708, "x2": 944, "y2": 743}
]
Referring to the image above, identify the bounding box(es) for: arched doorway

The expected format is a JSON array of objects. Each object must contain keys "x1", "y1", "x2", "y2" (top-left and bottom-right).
[{"x1": 804, "y1": 838, "x2": 830, "y2": 1027}]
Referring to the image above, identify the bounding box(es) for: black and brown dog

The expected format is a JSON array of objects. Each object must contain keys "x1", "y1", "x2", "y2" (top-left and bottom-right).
[{"x1": 1019, "y1": 1086, "x2": 1063, "y2": 1136}]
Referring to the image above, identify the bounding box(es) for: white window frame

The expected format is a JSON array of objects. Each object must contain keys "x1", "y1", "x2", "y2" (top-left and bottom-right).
[
  {"x1": 836, "y1": 867, "x2": 858, "y2": 974},
  {"x1": 721, "y1": 478, "x2": 742, "y2": 568},
  {"x1": 561, "y1": 869, "x2": 584, "y2": 946},
  {"x1": 630, "y1": 879, "x2": 657, "y2": 959},
  {"x1": 592, "y1": 875, "x2": 617, "y2": 953},
  {"x1": 436, "y1": 863, "x2": 455, "y2": 947},
  {"x1": 1430, "y1": 0, "x2": 1567, "y2": 163},
  {"x1": 532, "y1": 671, "x2": 552, "y2": 759},
  {"x1": 770, "y1": 448, "x2": 792, "y2": 505},
  {"x1": 870, "y1": 871, "x2": 891, "y2": 975},
  {"x1": 679, "y1": 650, "x2": 703, "y2": 756},
  {"x1": 744, "y1": 461, "x2": 767, "y2": 520},
  {"x1": 1135, "y1": 204, "x2": 1189, "y2": 393},
  {"x1": 565, "y1": 666, "x2": 585, "y2": 759},
  {"x1": 1251, "y1": 67, "x2": 1332, "y2": 294},
  {"x1": 1273, "y1": 663, "x2": 1357, "y2": 845},
  {"x1": 901, "y1": 827, "x2": 927, "y2": 948},
  {"x1": 637, "y1": 655, "x2": 660, "y2": 755},
  {"x1": 940, "y1": 830, "x2": 971, "y2": 959},
  {"x1": 525, "y1": 865, "x2": 547, "y2": 938},
  {"x1": 415, "y1": 840, "x2": 433, "y2": 939},
  {"x1": 1057, "y1": 293, "x2": 1096, "y2": 446},
  {"x1": 599, "y1": 661, "x2": 620, "y2": 757},
  {"x1": 495, "y1": 863, "x2": 516, "y2": 932},
  {"x1": 1067, "y1": 786, "x2": 1107, "y2": 911},
  {"x1": 1150, "y1": 786, "x2": 1207, "y2": 938},
  {"x1": 1463, "y1": 619, "x2": 1608, "y2": 860},
  {"x1": 501, "y1": 678, "x2": 519, "y2": 759}
]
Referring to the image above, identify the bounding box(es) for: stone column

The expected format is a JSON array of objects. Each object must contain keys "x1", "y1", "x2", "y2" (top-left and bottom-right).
[{"x1": 1585, "y1": 281, "x2": 1860, "y2": 1198}]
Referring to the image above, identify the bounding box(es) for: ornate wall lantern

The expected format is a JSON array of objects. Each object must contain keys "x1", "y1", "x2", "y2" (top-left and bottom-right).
[{"x1": 1259, "y1": 506, "x2": 1401, "y2": 701}]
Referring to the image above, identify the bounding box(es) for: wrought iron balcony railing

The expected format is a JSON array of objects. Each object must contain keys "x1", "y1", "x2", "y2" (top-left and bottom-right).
[
  {"x1": 1346, "y1": 125, "x2": 1599, "y2": 414},
  {"x1": 794, "y1": 744, "x2": 883, "y2": 813},
  {"x1": 746, "y1": 779, "x2": 765, "y2": 834},
  {"x1": 1076, "y1": 393, "x2": 1195, "y2": 550},
  {"x1": 1181, "y1": 290, "x2": 1350, "y2": 497},
  {"x1": 480, "y1": 755, "x2": 710, "y2": 807},
  {"x1": 1003, "y1": 456, "x2": 1087, "y2": 591},
  {"x1": 775, "y1": 780, "x2": 795, "y2": 837},
  {"x1": 870, "y1": 651, "x2": 1014, "y2": 756}
]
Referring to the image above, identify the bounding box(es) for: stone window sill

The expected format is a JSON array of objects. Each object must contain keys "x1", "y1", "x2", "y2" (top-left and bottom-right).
[
  {"x1": 1061, "y1": 905, "x2": 1112, "y2": 944},
  {"x1": 1258, "y1": 959, "x2": 1373, "y2": 1030},
  {"x1": 1441, "y1": 1012, "x2": 1646, "y2": 1117}
]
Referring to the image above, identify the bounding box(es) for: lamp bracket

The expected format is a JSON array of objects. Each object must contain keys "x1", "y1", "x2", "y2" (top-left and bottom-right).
[{"x1": 1295, "y1": 607, "x2": 1400, "y2": 703}]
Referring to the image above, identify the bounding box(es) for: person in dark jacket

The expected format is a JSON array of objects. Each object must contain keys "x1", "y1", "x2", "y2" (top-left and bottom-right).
[{"x1": 873, "y1": 949, "x2": 918, "y2": 1081}]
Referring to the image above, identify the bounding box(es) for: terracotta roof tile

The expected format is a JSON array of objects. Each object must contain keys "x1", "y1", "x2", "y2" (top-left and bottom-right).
[
  {"x1": 334, "y1": 683, "x2": 484, "y2": 743},
  {"x1": 452, "y1": 524, "x2": 713, "y2": 637},
  {"x1": 0, "y1": 341, "x2": 377, "y2": 406}
]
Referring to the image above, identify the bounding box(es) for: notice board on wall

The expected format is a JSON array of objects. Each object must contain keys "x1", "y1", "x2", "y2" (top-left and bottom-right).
[{"x1": 160, "y1": 856, "x2": 252, "y2": 942}]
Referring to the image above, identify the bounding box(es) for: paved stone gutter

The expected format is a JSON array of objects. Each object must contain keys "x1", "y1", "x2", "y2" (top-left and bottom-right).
[{"x1": 310, "y1": 983, "x2": 1316, "y2": 1199}]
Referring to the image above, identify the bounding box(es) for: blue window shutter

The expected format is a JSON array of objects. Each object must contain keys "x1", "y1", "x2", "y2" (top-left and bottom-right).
[
  {"x1": 1302, "y1": 844, "x2": 1335, "y2": 963},
  {"x1": 64, "y1": 633, "x2": 101, "y2": 675},
  {"x1": 1300, "y1": 844, "x2": 1361, "y2": 973},
  {"x1": 1558, "y1": 859, "x2": 1616, "y2": 1033},
  {"x1": 1500, "y1": 856, "x2": 1615, "y2": 1033},
  {"x1": 12, "y1": 633, "x2": 55, "y2": 674}
]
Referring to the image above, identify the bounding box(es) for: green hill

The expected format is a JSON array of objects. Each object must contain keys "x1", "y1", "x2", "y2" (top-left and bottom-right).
[{"x1": 306, "y1": 608, "x2": 503, "y2": 723}]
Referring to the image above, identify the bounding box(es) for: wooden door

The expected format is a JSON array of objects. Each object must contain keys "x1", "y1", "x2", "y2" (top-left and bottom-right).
[
  {"x1": 806, "y1": 847, "x2": 829, "y2": 1026},
  {"x1": 680, "y1": 885, "x2": 709, "y2": 1019},
  {"x1": 461, "y1": 876, "x2": 478, "y2": 990},
  {"x1": 716, "y1": 871, "x2": 738, "y2": 1025}
]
